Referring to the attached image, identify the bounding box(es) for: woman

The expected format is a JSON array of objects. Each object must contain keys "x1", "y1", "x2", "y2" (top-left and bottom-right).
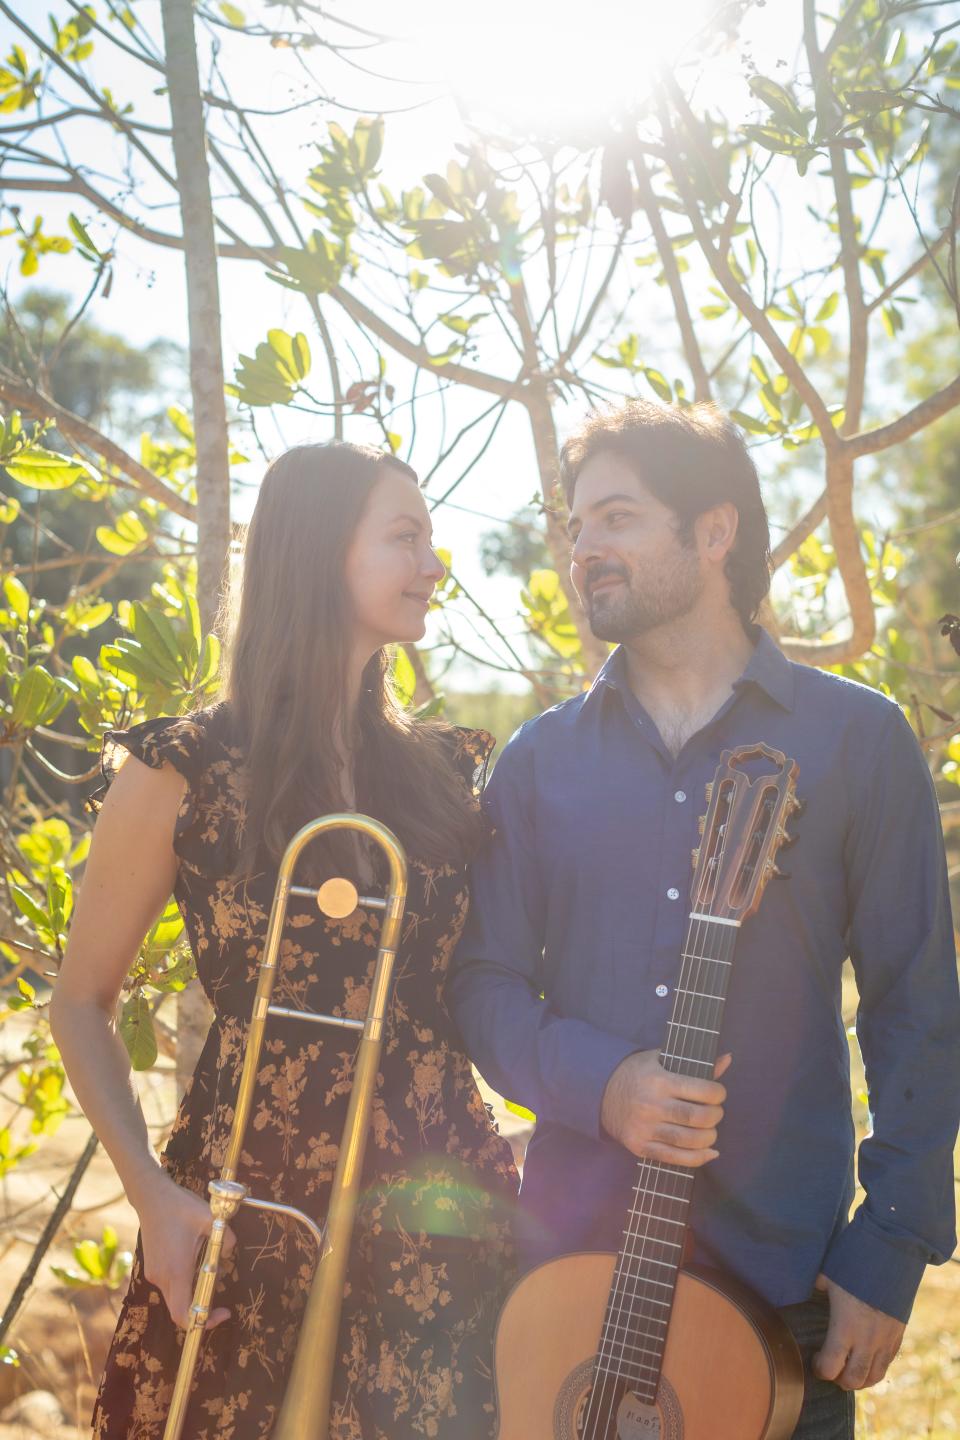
[{"x1": 51, "y1": 443, "x2": 518, "y2": 1439}]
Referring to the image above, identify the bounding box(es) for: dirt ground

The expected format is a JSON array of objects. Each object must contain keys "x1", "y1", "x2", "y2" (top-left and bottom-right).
[{"x1": 0, "y1": 1008, "x2": 956, "y2": 1439}]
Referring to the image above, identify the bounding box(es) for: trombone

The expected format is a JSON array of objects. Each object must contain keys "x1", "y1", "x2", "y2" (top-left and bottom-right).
[{"x1": 162, "y1": 813, "x2": 408, "y2": 1440}]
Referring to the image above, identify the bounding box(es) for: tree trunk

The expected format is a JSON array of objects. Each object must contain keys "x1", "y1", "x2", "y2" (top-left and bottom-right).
[
  {"x1": 524, "y1": 380, "x2": 610, "y2": 680},
  {"x1": 160, "y1": 0, "x2": 232, "y2": 1095}
]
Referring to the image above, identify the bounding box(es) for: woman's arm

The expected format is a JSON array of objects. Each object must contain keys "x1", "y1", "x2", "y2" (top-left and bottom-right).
[{"x1": 50, "y1": 754, "x2": 233, "y2": 1327}]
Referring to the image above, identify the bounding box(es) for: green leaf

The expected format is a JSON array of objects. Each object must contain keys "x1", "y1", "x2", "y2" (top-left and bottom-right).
[
  {"x1": 4, "y1": 446, "x2": 95, "y2": 491},
  {"x1": 815, "y1": 293, "x2": 840, "y2": 321},
  {"x1": 730, "y1": 410, "x2": 773, "y2": 436},
  {"x1": 67, "y1": 212, "x2": 103, "y2": 259},
  {"x1": 219, "y1": 2, "x2": 245, "y2": 22},
  {"x1": 119, "y1": 993, "x2": 158, "y2": 1071},
  {"x1": 10, "y1": 664, "x2": 56, "y2": 728},
  {"x1": 3, "y1": 575, "x2": 29, "y2": 623},
  {"x1": 96, "y1": 510, "x2": 148, "y2": 556},
  {"x1": 643, "y1": 368, "x2": 672, "y2": 402},
  {"x1": 10, "y1": 884, "x2": 51, "y2": 936}
]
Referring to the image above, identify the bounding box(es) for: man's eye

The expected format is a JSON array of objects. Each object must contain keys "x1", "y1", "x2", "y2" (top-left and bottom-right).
[
  {"x1": 606, "y1": 511, "x2": 632, "y2": 525},
  {"x1": 397, "y1": 532, "x2": 418, "y2": 543}
]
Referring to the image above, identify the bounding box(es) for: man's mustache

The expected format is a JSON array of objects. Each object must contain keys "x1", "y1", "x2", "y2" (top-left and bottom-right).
[{"x1": 584, "y1": 565, "x2": 629, "y2": 595}]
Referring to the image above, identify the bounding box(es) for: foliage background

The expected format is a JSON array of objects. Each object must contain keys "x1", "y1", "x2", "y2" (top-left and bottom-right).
[{"x1": 0, "y1": 0, "x2": 957, "y2": 1433}]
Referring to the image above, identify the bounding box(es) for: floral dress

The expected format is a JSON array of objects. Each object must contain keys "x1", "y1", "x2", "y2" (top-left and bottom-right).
[{"x1": 89, "y1": 704, "x2": 518, "y2": 1440}]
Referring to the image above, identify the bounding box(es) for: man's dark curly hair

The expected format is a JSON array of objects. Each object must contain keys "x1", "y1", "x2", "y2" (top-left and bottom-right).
[{"x1": 559, "y1": 400, "x2": 772, "y2": 630}]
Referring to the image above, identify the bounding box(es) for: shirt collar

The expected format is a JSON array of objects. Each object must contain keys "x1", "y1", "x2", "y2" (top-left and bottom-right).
[{"x1": 583, "y1": 625, "x2": 795, "y2": 714}]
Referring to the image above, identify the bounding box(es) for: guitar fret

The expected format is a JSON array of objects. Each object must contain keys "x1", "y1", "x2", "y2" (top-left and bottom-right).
[
  {"x1": 621, "y1": 1232, "x2": 682, "y2": 1250},
  {"x1": 668, "y1": 1021, "x2": 720, "y2": 1035},
  {"x1": 607, "y1": 1274, "x2": 674, "y2": 1289},
  {"x1": 604, "y1": 1313, "x2": 668, "y2": 1331},
  {"x1": 596, "y1": 1351, "x2": 661, "y2": 1375},
  {"x1": 632, "y1": 1185, "x2": 690, "y2": 1205},
  {"x1": 599, "y1": 1323, "x2": 668, "y2": 1350},
  {"x1": 595, "y1": 1342, "x2": 664, "y2": 1365},
  {"x1": 618, "y1": 1255, "x2": 678, "y2": 1271},
  {"x1": 598, "y1": 1338, "x2": 666, "y2": 1363},
  {"x1": 660, "y1": 1053, "x2": 715, "y2": 1067},
  {"x1": 655, "y1": 1166, "x2": 695, "y2": 1180},
  {"x1": 627, "y1": 1208, "x2": 686, "y2": 1226},
  {"x1": 674, "y1": 987, "x2": 723, "y2": 1001},
  {"x1": 594, "y1": 1359, "x2": 661, "y2": 1379}
]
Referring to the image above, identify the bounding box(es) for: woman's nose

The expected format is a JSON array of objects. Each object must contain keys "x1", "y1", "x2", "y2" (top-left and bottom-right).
[{"x1": 423, "y1": 546, "x2": 446, "y2": 582}]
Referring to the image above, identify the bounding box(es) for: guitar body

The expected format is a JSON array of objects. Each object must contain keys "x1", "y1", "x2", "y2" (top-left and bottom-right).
[{"x1": 494, "y1": 1254, "x2": 805, "y2": 1440}]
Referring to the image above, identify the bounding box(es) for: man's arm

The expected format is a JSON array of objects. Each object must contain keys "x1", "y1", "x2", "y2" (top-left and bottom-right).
[
  {"x1": 816, "y1": 703, "x2": 960, "y2": 1386},
  {"x1": 447, "y1": 724, "x2": 729, "y2": 1164},
  {"x1": 447, "y1": 724, "x2": 637, "y2": 1140}
]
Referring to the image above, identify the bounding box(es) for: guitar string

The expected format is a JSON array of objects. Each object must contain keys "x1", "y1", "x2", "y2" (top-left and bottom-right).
[
  {"x1": 595, "y1": 924, "x2": 734, "y2": 1397},
  {"x1": 581, "y1": 921, "x2": 723, "y2": 1438},
  {"x1": 583, "y1": 922, "x2": 728, "y2": 1435},
  {"x1": 583, "y1": 801, "x2": 738, "y2": 1435},
  {"x1": 583, "y1": 844, "x2": 724, "y2": 1435},
  {"x1": 603, "y1": 806, "x2": 735, "y2": 1390},
  {"x1": 604, "y1": 783, "x2": 784, "y2": 1415}
]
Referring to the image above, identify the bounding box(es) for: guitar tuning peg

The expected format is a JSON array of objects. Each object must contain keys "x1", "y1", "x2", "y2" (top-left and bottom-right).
[
  {"x1": 778, "y1": 827, "x2": 798, "y2": 850},
  {"x1": 691, "y1": 847, "x2": 701, "y2": 870},
  {"x1": 698, "y1": 815, "x2": 706, "y2": 836},
  {"x1": 790, "y1": 796, "x2": 806, "y2": 817},
  {"x1": 704, "y1": 782, "x2": 714, "y2": 804}
]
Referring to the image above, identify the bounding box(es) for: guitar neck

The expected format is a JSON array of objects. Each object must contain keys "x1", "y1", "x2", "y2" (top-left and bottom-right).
[{"x1": 594, "y1": 912, "x2": 741, "y2": 1409}]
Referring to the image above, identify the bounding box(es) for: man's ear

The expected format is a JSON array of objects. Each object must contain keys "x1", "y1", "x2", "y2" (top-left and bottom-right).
[{"x1": 697, "y1": 501, "x2": 740, "y2": 562}]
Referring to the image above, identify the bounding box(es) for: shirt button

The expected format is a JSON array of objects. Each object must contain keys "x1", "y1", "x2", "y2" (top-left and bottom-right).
[
  {"x1": 674, "y1": 790, "x2": 687, "y2": 803},
  {"x1": 667, "y1": 887, "x2": 680, "y2": 901},
  {"x1": 655, "y1": 984, "x2": 669, "y2": 998}
]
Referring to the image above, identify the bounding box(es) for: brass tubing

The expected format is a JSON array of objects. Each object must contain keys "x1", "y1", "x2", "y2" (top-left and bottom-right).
[{"x1": 161, "y1": 815, "x2": 407, "y2": 1440}]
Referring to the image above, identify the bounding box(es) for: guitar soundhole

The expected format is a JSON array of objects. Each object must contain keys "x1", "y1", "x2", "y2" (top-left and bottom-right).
[{"x1": 554, "y1": 1362, "x2": 683, "y2": 1439}]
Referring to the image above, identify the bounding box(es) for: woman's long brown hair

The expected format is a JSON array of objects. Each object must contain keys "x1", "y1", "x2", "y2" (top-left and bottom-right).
[{"x1": 222, "y1": 442, "x2": 486, "y2": 878}]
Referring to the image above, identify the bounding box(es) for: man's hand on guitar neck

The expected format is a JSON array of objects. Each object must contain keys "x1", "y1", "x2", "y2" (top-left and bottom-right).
[
  {"x1": 812, "y1": 1274, "x2": 906, "y2": 1392},
  {"x1": 600, "y1": 1049, "x2": 731, "y2": 1166}
]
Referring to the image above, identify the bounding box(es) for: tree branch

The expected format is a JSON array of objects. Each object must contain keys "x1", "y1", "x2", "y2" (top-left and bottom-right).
[
  {"x1": 805, "y1": 0, "x2": 868, "y2": 433},
  {"x1": 0, "y1": 371, "x2": 196, "y2": 521},
  {"x1": 632, "y1": 148, "x2": 712, "y2": 402},
  {"x1": 867, "y1": 220, "x2": 960, "y2": 312},
  {"x1": 330, "y1": 285, "x2": 516, "y2": 399},
  {"x1": 771, "y1": 489, "x2": 828, "y2": 570},
  {"x1": 844, "y1": 373, "x2": 960, "y2": 456},
  {"x1": 656, "y1": 94, "x2": 838, "y2": 445}
]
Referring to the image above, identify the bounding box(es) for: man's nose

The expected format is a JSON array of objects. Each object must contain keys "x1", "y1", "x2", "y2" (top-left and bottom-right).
[{"x1": 571, "y1": 525, "x2": 606, "y2": 569}]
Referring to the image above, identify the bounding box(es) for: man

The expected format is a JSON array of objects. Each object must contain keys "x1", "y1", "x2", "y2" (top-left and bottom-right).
[{"x1": 448, "y1": 401, "x2": 959, "y2": 1439}]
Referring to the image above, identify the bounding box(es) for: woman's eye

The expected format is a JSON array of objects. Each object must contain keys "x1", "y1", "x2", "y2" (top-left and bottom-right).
[
  {"x1": 606, "y1": 512, "x2": 630, "y2": 525},
  {"x1": 397, "y1": 532, "x2": 418, "y2": 544}
]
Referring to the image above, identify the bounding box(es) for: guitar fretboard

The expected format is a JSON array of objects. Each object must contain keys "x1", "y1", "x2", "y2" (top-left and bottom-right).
[{"x1": 585, "y1": 913, "x2": 740, "y2": 1428}]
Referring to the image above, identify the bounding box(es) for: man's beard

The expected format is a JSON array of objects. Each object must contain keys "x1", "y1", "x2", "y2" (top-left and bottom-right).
[{"x1": 585, "y1": 549, "x2": 704, "y2": 642}]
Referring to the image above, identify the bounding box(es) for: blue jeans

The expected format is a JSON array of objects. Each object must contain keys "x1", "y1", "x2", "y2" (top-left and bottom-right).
[{"x1": 778, "y1": 1291, "x2": 856, "y2": 1440}]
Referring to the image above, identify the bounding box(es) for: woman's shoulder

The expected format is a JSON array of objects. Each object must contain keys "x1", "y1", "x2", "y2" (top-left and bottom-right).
[
  {"x1": 98, "y1": 701, "x2": 239, "y2": 786},
  {"x1": 414, "y1": 720, "x2": 496, "y2": 794}
]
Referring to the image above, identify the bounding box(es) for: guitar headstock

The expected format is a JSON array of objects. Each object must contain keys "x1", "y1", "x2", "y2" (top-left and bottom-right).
[{"x1": 691, "y1": 743, "x2": 800, "y2": 922}]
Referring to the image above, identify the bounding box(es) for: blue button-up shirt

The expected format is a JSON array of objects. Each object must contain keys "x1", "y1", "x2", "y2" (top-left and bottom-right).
[{"x1": 448, "y1": 629, "x2": 959, "y2": 1323}]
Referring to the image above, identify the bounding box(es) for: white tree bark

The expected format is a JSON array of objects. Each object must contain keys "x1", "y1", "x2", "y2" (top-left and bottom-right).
[{"x1": 160, "y1": 0, "x2": 232, "y2": 1095}]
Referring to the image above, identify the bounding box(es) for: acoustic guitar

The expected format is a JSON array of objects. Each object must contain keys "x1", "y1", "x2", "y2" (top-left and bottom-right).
[{"x1": 494, "y1": 743, "x2": 807, "y2": 1440}]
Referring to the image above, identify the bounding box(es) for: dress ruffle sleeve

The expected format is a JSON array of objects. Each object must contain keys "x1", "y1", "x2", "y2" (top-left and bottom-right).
[
  {"x1": 87, "y1": 706, "x2": 241, "y2": 877},
  {"x1": 448, "y1": 724, "x2": 496, "y2": 796}
]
